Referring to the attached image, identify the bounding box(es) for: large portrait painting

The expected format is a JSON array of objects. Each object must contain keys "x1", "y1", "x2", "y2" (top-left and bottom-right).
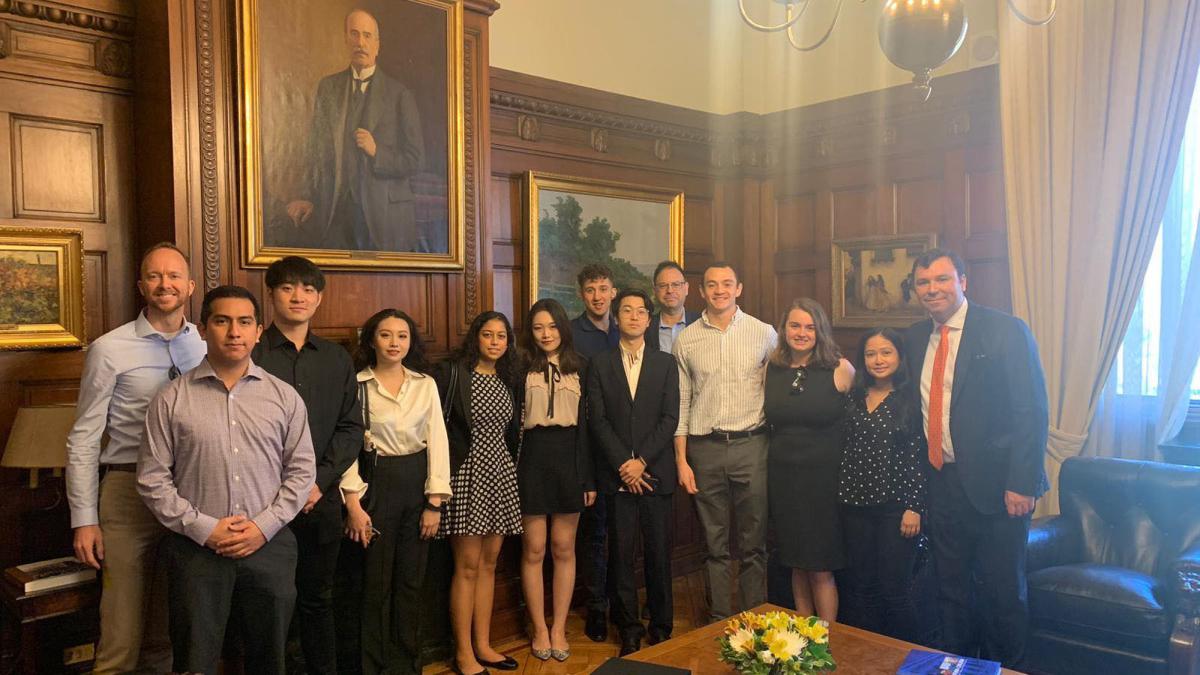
[
  {"x1": 525, "y1": 172, "x2": 684, "y2": 315},
  {"x1": 238, "y1": 0, "x2": 464, "y2": 271},
  {"x1": 0, "y1": 227, "x2": 85, "y2": 350},
  {"x1": 831, "y1": 234, "x2": 938, "y2": 327}
]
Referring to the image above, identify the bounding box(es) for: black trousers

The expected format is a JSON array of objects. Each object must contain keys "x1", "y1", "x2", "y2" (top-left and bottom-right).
[
  {"x1": 163, "y1": 528, "x2": 297, "y2": 675},
  {"x1": 290, "y1": 500, "x2": 342, "y2": 675},
  {"x1": 582, "y1": 493, "x2": 609, "y2": 614},
  {"x1": 928, "y1": 464, "x2": 1031, "y2": 667},
  {"x1": 360, "y1": 452, "x2": 430, "y2": 675},
  {"x1": 606, "y1": 492, "x2": 673, "y2": 640},
  {"x1": 839, "y1": 502, "x2": 921, "y2": 643}
]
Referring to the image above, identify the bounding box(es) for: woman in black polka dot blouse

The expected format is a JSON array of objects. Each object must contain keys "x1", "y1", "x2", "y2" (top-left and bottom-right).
[{"x1": 838, "y1": 327, "x2": 926, "y2": 643}]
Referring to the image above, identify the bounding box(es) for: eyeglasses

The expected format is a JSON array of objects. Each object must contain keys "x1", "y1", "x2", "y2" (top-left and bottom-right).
[
  {"x1": 618, "y1": 307, "x2": 650, "y2": 318},
  {"x1": 654, "y1": 281, "x2": 687, "y2": 291},
  {"x1": 790, "y1": 367, "x2": 807, "y2": 395}
]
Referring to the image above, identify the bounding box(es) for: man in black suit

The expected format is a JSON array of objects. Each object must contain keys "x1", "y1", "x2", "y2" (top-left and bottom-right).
[
  {"x1": 587, "y1": 288, "x2": 680, "y2": 657},
  {"x1": 285, "y1": 8, "x2": 425, "y2": 252},
  {"x1": 904, "y1": 248, "x2": 1048, "y2": 667},
  {"x1": 646, "y1": 260, "x2": 699, "y2": 354}
]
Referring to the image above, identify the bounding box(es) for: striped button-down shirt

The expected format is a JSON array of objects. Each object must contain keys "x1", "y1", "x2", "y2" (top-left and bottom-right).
[
  {"x1": 673, "y1": 307, "x2": 777, "y2": 436},
  {"x1": 137, "y1": 359, "x2": 316, "y2": 546},
  {"x1": 66, "y1": 312, "x2": 207, "y2": 528}
]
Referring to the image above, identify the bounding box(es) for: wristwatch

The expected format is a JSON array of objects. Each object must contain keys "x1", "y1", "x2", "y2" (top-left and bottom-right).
[{"x1": 424, "y1": 500, "x2": 448, "y2": 514}]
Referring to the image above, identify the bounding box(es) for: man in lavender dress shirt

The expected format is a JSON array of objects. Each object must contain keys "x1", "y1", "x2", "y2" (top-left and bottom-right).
[{"x1": 137, "y1": 285, "x2": 315, "y2": 675}]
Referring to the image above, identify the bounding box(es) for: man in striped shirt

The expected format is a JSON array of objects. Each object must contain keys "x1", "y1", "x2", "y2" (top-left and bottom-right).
[{"x1": 672, "y1": 262, "x2": 777, "y2": 622}]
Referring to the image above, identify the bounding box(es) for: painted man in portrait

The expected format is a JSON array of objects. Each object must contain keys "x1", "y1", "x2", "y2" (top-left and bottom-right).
[{"x1": 286, "y1": 8, "x2": 425, "y2": 252}]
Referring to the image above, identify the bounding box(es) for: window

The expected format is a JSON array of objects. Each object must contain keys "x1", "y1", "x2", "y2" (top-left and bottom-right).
[{"x1": 1113, "y1": 86, "x2": 1200, "y2": 402}]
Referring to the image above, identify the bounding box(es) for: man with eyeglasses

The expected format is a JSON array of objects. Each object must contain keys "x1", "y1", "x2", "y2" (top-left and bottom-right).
[
  {"x1": 586, "y1": 288, "x2": 679, "y2": 655},
  {"x1": 672, "y1": 262, "x2": 776, "y2": 622},
  {"x1": 647, "y1": 260, "x2": 698, "y2": 355},
  {"x1": 65, "y1": 242, "x2": 206, "y2": 674}
]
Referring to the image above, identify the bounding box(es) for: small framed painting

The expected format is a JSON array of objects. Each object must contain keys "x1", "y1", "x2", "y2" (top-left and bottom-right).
[
  {"x1": 831, "y1": 233, "x2": 938, "y2": 327},
  {"x1": 0, "y1": 227, "x2": 86, "y2": 350}
]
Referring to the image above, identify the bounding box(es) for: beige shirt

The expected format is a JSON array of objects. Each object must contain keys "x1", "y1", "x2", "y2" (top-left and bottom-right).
[
  {"x1": 339, "y1": 367, "x2": 452, "y2": 499},
  {"x1": 620, "y1": 342, "x2": 646, "y2": 400},
  {"x1": 523, "y1": 361, "x2": 582, "y2": 429},
  {"x1": 920, "y1": 299, "x2": 968, "y2": 463},
  {"x1": 673, "y1": 307, "x2": 777, "y2": 436}
]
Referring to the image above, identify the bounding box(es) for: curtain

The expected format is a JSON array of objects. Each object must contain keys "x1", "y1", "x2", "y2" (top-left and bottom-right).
[{"x1": 998, "y1": 0, "x2": 1200, "y2": 514}]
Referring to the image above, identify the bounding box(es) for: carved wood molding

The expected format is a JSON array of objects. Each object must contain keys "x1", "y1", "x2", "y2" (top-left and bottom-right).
[
  {"x1": 0, "y1": 0, "x2": 133, "y2": 37},
  {"x1": 463, "y1": 31, "x2": 479, "y2": 324},
  {"x1": 195, "y1": 0, "x2": 221, "y2": 290},
  {"x1": 491, "y1": 90, "x2": 716, "y2": 145}
]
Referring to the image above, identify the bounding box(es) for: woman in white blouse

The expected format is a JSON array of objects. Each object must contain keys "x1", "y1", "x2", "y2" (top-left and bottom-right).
[
  {"x1": 342, "y1": 308, "x2": 451, "y2": 675},
  {"x1": 516, "y1": 299, "x2": 596, "y2": 662}
]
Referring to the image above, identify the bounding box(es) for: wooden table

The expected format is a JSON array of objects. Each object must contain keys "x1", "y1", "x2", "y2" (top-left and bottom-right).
[
  {"x1": 627, "y1": 603, "x2": 1022, "y2": 674},
  {"x1": 0, "y1": 578, "x2": 99, "y2": 675}
]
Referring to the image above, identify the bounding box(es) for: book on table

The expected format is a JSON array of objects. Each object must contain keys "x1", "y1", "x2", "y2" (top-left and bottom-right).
[
  {"x1": 4, "y1": 556, "x2": 96, "y2": 594},
  {"x1": 898, "y1": 649, "x2": 1001, "y2": 675}
]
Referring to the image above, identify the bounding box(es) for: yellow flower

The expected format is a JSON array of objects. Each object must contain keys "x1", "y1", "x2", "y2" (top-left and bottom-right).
[
  {"x1": 765, "y1": 611, "x2": 791, "y2": 632},
  {"x1": 799, "y1": 618, "x2": 830, "y2": 644},
  {"x1": 763, "y1": 628, "x2": 807, "y2": 662},
  {"x1": 727, "y1": 627, "x2": 757, "y2": 655}
]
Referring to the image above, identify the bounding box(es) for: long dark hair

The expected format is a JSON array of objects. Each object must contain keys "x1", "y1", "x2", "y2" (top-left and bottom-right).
[
  {"x1": 449, "y1": 310, "x2": 518, "y2": 386},
  {"x1": 520, "y1": 299, "x2": 584, "y2": 376},
  {"x1": 851, "y1": 327, "x2": 917, "y2": 433},
  {"x1": 355, "y1": 309, "x2": 429, "y2": 374},
  {"x1": 770, "y1": 298, "x2": 841, "y2": 369}
]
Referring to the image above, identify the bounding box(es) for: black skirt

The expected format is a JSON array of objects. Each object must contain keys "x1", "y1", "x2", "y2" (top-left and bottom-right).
[{"x1": 518, "y1": 425, "x2": 584, "y2": 515}]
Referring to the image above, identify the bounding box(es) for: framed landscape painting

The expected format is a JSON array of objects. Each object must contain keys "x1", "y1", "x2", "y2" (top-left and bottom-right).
[
  {"x1": 524, "y1": 172, "x2": 684, "y2": 315},
  {"x1": 831, "y1": 233, "x2": 938, "y2": 327},
  {"x1": 0, "y1": 227, "x2": 85, "y2": 350},
  {"x1": 237, "y1": 0, "x2": 465, "y2": 271}
]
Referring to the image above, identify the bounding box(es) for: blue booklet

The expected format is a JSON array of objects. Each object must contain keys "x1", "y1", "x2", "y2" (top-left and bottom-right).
[{"x1": 898, "y1": 649, "x2": 1001, "y2": 675}]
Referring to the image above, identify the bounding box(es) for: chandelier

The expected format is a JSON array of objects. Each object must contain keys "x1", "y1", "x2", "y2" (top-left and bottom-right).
[{"x1": 738, "y1": 0, "x2": 1056, "y2": 100}]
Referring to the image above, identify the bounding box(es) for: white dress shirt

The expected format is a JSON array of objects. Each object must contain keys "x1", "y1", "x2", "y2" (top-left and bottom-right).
[
  {"x1": 673, "y1": 307, "x2": 777, "y2": 436},
  {"x1": 352, "y1": 64, "x2": 376, "y2": 93},
  {"x1": 339, "y1": 367, "x2": 452, "y2": 499},
  {"x1": 620, "y1": 341, "x2": 646, "y2": 400},
  {"x1": 920, "y1": 299, "x2": 969, "y2": 463}
]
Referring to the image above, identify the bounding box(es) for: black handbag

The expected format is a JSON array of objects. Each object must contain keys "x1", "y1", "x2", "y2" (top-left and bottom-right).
[{"x1": 357, "y1": 380, "x2": 377, "y2": 487}]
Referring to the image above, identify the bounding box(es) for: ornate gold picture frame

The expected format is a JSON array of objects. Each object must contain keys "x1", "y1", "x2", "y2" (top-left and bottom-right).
[
  {"x1": 524, "y1": 171, "x2": 684, "y2": 315},
  {"x1": 0, "y1": 227, "x2": 85, "y2": 350},
  {"x1": 831, "y1": 233, "x2": 938, "y2": 327},
  {"x1": 237, "y1": 0, "x2": 465, "y2": 271}
]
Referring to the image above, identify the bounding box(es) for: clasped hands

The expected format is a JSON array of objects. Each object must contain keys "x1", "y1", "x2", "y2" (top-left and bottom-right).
[
  {"x1": 205, "y1": 515, "x2": 266, "y2": 559},
  {"x1": 619, "y1": 457, "x2": 653, "y2": 494}
]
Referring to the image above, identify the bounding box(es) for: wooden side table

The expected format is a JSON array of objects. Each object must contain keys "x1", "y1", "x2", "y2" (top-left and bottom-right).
[{"x1": 0, "y1": 578, "x2": 99, "y2": 675}]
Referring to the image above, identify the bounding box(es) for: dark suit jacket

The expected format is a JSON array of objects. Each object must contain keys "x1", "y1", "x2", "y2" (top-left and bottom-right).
[
  {"x1": 433, "y1": 360, "x2": 521, "y2": 475},
  {"x1": 586, "y1": 346, "x2": 680, "y2": 495},
  {"x1": 300, "y1": 67, "x2": 425, "y2": 251},
  {"x1": 905, "y1": 303, "x2": 1050, "y2": 515},
  {"x1": 646, "y1": 310, "x2": 700, "y2": 353}
]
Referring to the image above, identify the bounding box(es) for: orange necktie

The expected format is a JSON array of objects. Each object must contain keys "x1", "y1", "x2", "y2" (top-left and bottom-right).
[{"x1": 927, "y1": 324, "x2": 950, "y2": 471}]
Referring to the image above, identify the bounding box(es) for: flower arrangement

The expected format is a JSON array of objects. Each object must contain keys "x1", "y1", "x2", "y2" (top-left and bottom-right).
[{"x1": 717, "y1": 610, "x2": 836, "y2": 674}]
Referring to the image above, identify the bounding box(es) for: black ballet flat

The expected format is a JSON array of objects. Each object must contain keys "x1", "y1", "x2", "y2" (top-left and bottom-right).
[{"x1": 476, "y1": 654, "x2": 518, "y2": 671}]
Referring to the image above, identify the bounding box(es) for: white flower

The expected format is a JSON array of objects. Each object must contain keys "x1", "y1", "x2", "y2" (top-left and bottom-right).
[
  {"x1": 764, "y1": 628, "x2": 807, "y2": 662},
  {"x1": 759, "y1": 650, "x2": 776, "y2": 664},
  {"x1": 728, "y1": 627, "x2": 756, "y2": 654}
]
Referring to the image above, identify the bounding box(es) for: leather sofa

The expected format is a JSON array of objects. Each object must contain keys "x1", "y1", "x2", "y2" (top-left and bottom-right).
[{"x1": 1024, "y1": 456, "x2": 1200, "y2": 675}]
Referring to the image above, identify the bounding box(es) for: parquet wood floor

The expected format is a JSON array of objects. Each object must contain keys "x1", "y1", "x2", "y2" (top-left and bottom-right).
[{"x1": 422, "y1": 570, "x2": 712, "y2": 674}]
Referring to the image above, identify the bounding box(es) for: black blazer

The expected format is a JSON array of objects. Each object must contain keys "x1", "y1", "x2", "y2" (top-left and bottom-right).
[
  {"x1": 520, "y1": 362, "x2": 596, "y2": 492},
  {"x1": 646, "y1": 310, "x2": 700, "y2": 353},
  {"x1": 904, "y1": 303, "x2": 1050, "y2": 515},
  {"x1": 433, "y1": 360, "x2": 522, "y2": 475},
  {"x1": 586, "y1": 346, "x2": 680, "y2": 495}
]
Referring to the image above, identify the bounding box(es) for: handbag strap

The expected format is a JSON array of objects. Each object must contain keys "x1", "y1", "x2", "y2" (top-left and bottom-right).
[
  {"x1": 441, "y1": 364, "x2": 458, "y2": 424},
  {"x1": 359, "y1": 380, "x2": 371, "y2": 431}
]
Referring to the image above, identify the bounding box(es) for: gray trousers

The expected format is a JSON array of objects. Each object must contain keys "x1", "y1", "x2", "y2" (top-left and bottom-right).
[{"x1": 687, "y1": 433, "x2": 769, "y2": 621}]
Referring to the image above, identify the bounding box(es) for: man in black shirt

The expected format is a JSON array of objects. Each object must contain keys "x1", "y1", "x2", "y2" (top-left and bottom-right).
[{"x1": 251, "y1": 256, "x2": 362, "y2": 675}]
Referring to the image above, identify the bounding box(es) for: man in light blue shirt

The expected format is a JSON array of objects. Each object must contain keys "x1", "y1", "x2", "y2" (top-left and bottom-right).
[{"x1": 65, "y1": 243, "x2": 206, "y2": 675}]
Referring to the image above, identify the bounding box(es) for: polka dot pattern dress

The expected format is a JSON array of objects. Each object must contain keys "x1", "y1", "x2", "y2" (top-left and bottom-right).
[
  {"x1": 441, "y1": 371, "x2": 523, "y2": 537},
  {"x1": 838, "y1": 392, "x2": 926, "y2": 512}
]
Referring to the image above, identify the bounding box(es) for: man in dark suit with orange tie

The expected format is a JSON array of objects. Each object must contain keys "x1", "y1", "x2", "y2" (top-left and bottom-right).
[
  {"x1": 587, "y1": 288, "x2": 680, "y2": 657},
  {"x1": 904, "y1": 248, "x2": 1048, "y2": 668}
]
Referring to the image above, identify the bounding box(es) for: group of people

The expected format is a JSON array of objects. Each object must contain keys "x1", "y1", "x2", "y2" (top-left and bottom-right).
[{"x1": 64, "y1": 242, "x2": 1048, "y2": 675}]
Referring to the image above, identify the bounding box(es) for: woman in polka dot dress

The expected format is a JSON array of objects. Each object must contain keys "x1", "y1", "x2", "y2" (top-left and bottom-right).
[
  {"x1": 434, "y1": 311, "x2": 523, "y2": 675},
  {"x1": 837, "y1": 327, "x2": 926, "y2": 643}
]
